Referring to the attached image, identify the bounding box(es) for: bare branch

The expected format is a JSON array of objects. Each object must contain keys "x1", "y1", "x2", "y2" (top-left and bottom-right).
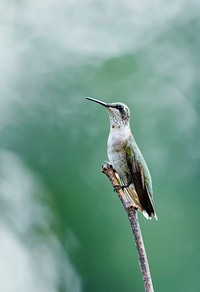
[{"x1": 102, "y1": 161, "x2": 154, "y2": 292}]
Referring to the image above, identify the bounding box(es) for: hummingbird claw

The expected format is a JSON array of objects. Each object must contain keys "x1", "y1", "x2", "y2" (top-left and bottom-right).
[{"x1": 113, "y1": 184, "x2": 128, "y2": 192}]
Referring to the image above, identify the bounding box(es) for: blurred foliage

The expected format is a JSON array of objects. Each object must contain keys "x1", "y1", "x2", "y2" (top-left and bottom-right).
[{"x1": 0, "y1": 0, "x2": 200, "y2": 291}]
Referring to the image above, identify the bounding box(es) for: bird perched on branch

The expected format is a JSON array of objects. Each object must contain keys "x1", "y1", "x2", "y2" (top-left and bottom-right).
[{"x1": 86, "y1": 97, "x2": 157, "y2": 220}]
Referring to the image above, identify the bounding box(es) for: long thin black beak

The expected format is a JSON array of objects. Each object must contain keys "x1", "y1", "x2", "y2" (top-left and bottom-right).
[{"x1": 86, "y1": 97, "x2": 114, "y2": 108}]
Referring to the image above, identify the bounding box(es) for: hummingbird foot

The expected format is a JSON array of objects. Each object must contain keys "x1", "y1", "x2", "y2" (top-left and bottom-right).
[{"x1": 113, "y1": 184, "x2": 129, "y2": 192}]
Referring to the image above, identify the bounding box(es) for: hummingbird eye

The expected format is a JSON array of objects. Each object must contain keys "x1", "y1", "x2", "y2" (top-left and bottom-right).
[{"x1": 116, "y1": 105, "x2": 124, "y2": 112}]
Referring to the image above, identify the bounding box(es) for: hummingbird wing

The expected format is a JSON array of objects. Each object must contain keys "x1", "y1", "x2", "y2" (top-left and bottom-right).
[{"x1": 125, "y1": 137, "x2": 156, "y2": 218}]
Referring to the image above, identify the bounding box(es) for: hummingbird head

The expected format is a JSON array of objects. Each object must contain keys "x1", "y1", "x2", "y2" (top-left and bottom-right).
[{"x1": 86, "y1": 97, "x2": 130, "y2": 128}]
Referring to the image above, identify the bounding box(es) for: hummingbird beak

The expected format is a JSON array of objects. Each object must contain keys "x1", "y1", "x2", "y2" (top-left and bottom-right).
[{"x1": 86, "y1": 97, "x2": 114, "y2": 108}]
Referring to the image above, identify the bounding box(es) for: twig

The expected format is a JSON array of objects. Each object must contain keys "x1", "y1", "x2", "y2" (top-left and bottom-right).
[{"x1": 102, "y1": 161, "x2": 154, "y2": 292}]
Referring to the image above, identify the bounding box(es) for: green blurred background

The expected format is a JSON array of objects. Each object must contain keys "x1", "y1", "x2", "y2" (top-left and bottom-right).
[{"x1": 0, "y1": 1, "x2": 200, "y2": 291}]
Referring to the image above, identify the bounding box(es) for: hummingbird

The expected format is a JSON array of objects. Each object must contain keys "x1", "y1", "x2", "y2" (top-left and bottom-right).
[{"x1": 86, "y1": 97, "x2": 157, "y2": 220}]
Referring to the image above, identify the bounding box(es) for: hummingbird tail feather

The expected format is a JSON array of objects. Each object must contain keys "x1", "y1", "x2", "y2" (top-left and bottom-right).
[
  {"x1": 115, "y1": 175, "x2": 158, "y2": 220},
  {"x1": 130, "y1": 171, "x2": 156, "y2": 219},
  {"x1": 118, "y1": 178, "x2": 143, "y2": 211},
  {"x1": 143, "y1": 210, "x2": 152, "y2": 220}
]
